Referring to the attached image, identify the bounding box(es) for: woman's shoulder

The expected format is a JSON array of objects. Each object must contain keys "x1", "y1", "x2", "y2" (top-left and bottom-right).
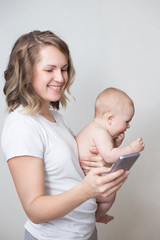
[
  {"x1": 2, "y1": 106, "x2": 44, "y2": 146},
  {"x1": 4, "y1": 105, "x2": 34, "y2": 126},
  {"x1": 3, "y1": 106, "x2": 43, "y2": 135},
  {"x1": 1, "y1": 106, "x2": 44, "y2": 160}
]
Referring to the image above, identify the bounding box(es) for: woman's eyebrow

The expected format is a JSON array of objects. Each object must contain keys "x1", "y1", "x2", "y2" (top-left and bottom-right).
[{"x1": 44, "y1": 63, "x2": 68, "y2": 67}]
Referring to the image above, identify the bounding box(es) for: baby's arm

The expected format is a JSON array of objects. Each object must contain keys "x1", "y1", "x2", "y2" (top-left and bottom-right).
[
  {"x1": 93, "y1": 127, "x2": 144, "y2": 164},
  {"x1": 78, "y1": 133, "x2": 125, "y2": 175}
]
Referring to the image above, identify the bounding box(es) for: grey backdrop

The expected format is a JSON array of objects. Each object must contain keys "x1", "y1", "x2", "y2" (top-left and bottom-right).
[{"x1": 0, "y1": 0, "x2": 160, "y2": 239}]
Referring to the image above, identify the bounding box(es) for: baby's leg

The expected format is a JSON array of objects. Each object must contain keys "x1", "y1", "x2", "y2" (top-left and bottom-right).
[{"x1": 96, "y1": 193, "x2": 116, "y2": 224}]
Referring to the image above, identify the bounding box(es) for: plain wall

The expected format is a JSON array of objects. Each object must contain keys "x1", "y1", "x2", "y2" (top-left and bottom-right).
[{"x1": 0, "y1": 0, "x2": 160, "y2": 239}]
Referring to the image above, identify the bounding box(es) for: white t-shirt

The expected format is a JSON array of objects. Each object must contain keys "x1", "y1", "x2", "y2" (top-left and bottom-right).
[{"x1": 1, "y1": 106, "x2": 97, "y2": 240}]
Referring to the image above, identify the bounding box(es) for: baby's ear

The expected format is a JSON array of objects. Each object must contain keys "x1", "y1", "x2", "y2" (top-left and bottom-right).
[{"x1": 104, "y1": 112, "x2": 114, "y2": 125}]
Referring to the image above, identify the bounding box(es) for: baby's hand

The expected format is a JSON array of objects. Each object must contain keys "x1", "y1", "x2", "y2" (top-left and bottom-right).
[
  {"x1": 114, "y1": 132, "x2": 125, "y2": 147},
  {"x1": 130, "y1": 137, "x2": 145, "y2": 152}
]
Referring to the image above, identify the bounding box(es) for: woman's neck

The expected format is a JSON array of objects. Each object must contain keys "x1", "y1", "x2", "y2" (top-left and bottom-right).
[{"x1": 40, "y1": 103, "x2": 56, "y2": 123}]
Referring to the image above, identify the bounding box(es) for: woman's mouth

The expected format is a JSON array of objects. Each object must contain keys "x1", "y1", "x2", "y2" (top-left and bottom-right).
[{"x1": 48, "y1": 85, "x2": 62, "y2": 91}]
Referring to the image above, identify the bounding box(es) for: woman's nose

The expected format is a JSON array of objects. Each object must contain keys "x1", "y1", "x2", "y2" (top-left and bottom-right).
[{"x1": 54, "y1": 70, "x2": 64, "y2": 82}]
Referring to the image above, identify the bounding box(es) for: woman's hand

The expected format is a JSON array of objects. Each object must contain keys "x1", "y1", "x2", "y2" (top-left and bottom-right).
[
  {"x1": 81, "y1": 167, "x2": 129, "y2": 200},
  {"x1": 80, "y1": 148, "x2": 108, "y2": 175}
]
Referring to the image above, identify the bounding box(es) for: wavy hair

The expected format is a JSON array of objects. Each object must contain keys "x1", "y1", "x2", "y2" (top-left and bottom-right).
[{"x1": 4, "y1": 30, "x2": 75, "y2": 114}]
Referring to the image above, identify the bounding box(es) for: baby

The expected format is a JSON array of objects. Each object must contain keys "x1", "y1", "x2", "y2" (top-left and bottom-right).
[{"x1": 76, "y1": 87, "x2": 144, "y2": 223}]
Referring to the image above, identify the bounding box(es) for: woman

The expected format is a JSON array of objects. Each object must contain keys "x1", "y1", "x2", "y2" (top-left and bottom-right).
[{"x1": 1, "y1": 30, "x2": 128, "y2": 240}]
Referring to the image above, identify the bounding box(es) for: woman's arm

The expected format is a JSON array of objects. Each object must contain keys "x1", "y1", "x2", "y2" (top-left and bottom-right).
[{"x1": 8, "y1": 155, "x2": 128, "y2": 224}]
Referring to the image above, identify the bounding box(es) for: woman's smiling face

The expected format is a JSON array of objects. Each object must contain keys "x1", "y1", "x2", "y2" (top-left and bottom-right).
[{"x1": 32, "y1": 45, "x2": 68, "y2": 108}]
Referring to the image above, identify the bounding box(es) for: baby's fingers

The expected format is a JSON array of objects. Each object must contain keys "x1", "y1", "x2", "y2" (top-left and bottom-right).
[{"x1": 137, "y1": 137, "x2": 145, "y2": 150}]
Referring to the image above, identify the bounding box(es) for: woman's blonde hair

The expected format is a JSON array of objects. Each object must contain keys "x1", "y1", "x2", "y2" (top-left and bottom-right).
[{"x1": 4, "y1": 30, "x2": 75, "y2": 114}]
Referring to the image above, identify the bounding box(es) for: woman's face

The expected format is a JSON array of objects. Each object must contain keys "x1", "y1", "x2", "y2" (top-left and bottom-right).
[{"x1": 32, "y1": 45, "x2": 68, "y2": 108}]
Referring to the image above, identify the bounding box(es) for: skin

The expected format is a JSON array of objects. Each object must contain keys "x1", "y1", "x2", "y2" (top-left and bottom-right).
[
  {"x1": 8, "y1": 45, "x2": 129, "y2": 224},
  {"x1": 81, "y1": 133, "x2": 126, "y2": 173},
  {"x1": 78, "y1": 102, "x2": 144, "y2": 170},
  {"x1": 32, "y1": 45, "x2": 69, "y2": 122},
  {"x1": 77, "y1": 100, "x2": 144, "y2": 223}
]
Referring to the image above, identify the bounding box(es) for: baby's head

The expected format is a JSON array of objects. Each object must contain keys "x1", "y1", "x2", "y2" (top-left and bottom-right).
[{"x1": 94, "y1": 87, "x2": 135, "y2": 137}]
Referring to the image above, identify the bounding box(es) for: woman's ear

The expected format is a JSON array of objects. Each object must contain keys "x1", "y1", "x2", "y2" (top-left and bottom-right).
[{"x1": 104, "y1": 112, "x2": 114, "y2": 125}]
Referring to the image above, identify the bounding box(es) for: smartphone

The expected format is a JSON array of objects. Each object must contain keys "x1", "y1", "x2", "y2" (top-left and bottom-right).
[{"x1": 109, "y1": 152, "x2": 140, "y2": 173}]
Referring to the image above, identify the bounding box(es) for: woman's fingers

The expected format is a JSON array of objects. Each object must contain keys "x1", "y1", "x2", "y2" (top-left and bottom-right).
[
  {"x1": 89, "y1": 148, "x2": 99, "y2": 155},
  {"x1": 80, "y1": 159, "x2": 104, "y2": 168},
  {"x1": 81, "y1": 155, "x2": 102, "y2": 163},
  {"x1": 98, "y1": 171, "x2": 129, "y2": 197},
  {"x1": 93, "y1": 167, "x2": 129, "y2": 196},
  {"x1": 80, "y1": 155, "x2": 106, "y2": 169},
  {"x1": 82, "y1": 167, "x2": 129, "y2": 199},
  {"x1": 80, "y1": 148, "x2": 108, "y2": 173},
  {"x1": 100, "y1": 169, "x2": 128, "y2": 183}
]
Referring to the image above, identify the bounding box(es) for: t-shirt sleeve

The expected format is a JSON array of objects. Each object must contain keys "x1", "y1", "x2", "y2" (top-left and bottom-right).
[{"x1": 1, "y1": 118, "x2": 44, "y2": 161}]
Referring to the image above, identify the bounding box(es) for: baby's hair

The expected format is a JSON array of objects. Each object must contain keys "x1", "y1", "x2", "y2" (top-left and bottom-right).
[
  {"x1": 4, "y1": 30, "x2": 75, "y2": 115},
  {"x1": 94, "y1": 87, "x2": 134, "y2": 118}
]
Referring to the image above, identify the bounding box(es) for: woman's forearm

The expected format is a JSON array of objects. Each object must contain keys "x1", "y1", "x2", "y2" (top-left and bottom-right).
[
  {"x1": 8, "y1": 156, "x2": 128, "y2": 224},
  {"x1": 26, "y1": 182, "x2": 89, "y2": 224}
]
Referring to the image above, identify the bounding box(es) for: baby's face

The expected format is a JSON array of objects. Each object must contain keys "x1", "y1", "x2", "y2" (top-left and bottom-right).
[{"x1": 110, "y1": 104, "x2": 134, "y2": 138}]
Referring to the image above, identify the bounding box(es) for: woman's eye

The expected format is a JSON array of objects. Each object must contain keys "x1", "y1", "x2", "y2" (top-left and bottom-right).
[
  {"x1": 61, "y1": 68, "x2": 68, "y2": 72},
  {"x1": 46, "y1": 70, "x2": 53, "y2": 72}
]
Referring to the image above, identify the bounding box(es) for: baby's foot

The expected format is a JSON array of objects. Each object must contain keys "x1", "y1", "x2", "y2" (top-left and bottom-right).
[{"x1": 96, "y1": 214, "x2": 114, "y2": 224}]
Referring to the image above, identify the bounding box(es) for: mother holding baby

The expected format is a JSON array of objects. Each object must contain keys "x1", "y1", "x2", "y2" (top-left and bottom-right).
[{"x1": 1, "y1": 30, "x2": 129, "y2": 240}]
